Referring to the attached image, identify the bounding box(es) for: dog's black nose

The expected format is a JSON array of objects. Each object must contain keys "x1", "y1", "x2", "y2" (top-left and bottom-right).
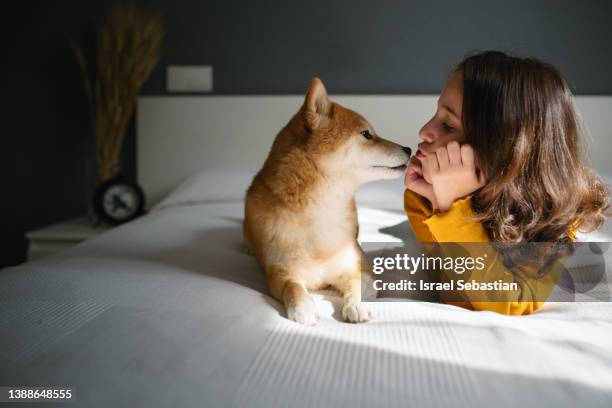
[{"x1": 402, "y1": 146, "x2": 412, "y2": 156}]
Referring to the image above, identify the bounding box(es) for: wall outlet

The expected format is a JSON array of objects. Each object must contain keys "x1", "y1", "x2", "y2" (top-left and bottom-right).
[{"x1": 166, "y1": 65, "x2": 213, "y2": 92}]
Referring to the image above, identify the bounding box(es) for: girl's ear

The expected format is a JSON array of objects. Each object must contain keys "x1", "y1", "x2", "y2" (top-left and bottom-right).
[{"x1": 304, "y1": 77, "x2": 331, "y2": 130}]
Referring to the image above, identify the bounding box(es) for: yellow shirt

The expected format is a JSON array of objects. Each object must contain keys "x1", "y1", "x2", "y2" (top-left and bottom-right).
[{"x1": 404, "y1": 189, "x2": 576, "y2": 316}]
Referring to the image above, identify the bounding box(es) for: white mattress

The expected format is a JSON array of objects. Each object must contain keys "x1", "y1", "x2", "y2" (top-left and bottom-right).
[{"x1": 1, "y1": 200, "x2": 612, "y2": 407}]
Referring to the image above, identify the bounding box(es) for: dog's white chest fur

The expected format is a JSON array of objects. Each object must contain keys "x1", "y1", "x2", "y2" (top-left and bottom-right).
[
  {"x1": 265, "y1": 183, "x2": 362, "y2": 290},
  {"x1": 304, "y1": 184, "x2": 356, "y2": 246}
]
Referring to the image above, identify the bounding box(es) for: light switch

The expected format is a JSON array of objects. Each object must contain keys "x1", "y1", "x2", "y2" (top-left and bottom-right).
[{"x1": 166, "y1": 65, "x2": 213, "y2": 92}]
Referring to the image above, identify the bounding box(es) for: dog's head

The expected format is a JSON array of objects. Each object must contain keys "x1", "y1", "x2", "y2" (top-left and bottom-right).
[{"x1": 302, "y1": 78, "x2": 411, "y2": 184}]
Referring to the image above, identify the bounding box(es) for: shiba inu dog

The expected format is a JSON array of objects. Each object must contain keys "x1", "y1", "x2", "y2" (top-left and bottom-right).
[{"x1": 244, "y1": 78, "x2": 411, "y2": 325}]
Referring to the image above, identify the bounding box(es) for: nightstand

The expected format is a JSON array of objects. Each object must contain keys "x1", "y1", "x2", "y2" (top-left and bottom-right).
[{"x1": 26, "y1": 217, "x2": 111, "y2": 261}]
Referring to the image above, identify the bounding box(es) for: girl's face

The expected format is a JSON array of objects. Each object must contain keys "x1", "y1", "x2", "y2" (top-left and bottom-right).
[{"x1": 416, "y1": 72, "x2": 466, "y2": 159}]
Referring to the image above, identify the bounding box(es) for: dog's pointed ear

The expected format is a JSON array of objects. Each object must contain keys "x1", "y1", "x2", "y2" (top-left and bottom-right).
[{"x1": 304, "y1": 77, "x2": 331, "y2": 130}]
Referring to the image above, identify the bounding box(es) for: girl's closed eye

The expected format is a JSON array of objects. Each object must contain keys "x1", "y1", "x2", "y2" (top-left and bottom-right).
[{"x1": 442, "y1": 123, "x2": 454, "y2": 132}]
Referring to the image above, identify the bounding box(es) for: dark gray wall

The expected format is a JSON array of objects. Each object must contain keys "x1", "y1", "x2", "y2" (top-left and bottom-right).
[
  {"x1": 140, "y1": 0, "x2": 612, "y2": 95},
  {"x1": 3, "y1": 0, "x2": 612, "y2": 267}
]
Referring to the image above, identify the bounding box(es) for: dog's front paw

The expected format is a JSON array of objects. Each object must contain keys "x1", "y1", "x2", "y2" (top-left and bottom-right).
[
  {"x1": 287, "y1": 297, "x2": 319, "y2": 326},
  {"x1": 342, "y1": 301, "x2": 373, "y2": 323}
]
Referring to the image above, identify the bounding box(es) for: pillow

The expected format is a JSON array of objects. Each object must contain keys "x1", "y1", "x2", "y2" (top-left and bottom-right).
[
  {"x1": 153, "y1": 169, "x2": 408, "y2": 211},
  {"x1": 153, "y1": 169, "x2": 258, "y2": 210}
]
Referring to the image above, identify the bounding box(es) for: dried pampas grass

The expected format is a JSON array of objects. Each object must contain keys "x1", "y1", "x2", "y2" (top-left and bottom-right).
[{"x1": 71, "y1": 3, "x2": 162, "y2": 183}]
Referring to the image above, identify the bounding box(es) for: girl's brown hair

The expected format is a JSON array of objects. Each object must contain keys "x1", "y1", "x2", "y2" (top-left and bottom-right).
[{"x1": 456, "y1": 51, "x2": 609, "y2": 242}]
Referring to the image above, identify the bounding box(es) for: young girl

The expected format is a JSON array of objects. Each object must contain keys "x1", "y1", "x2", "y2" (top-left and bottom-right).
[{"x1": 404, "y1": 51, "x2": 609, "y2": 315}]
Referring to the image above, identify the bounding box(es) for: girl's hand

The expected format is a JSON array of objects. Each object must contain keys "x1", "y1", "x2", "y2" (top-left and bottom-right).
[
  {"x1": 421, "y1": 141, "x2": 485, "y2": 212},
  {"x1": 404, "y1": 156, "x2": 439, "y2": 210}
]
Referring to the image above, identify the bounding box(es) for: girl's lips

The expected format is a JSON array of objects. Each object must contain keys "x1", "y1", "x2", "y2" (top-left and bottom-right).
[{"x1": 416, "y1": 149, "x2": 426, "y2": 158}]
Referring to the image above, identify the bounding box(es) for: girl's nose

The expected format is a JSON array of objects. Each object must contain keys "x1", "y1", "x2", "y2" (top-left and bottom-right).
[{"x1": 419, "y1": 125, "x2": 435, "y2": 143}]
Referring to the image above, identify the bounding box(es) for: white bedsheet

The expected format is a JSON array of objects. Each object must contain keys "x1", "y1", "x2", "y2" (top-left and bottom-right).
[{"x1": 1, "y1": 201, "x2": 612, "y2": 407}]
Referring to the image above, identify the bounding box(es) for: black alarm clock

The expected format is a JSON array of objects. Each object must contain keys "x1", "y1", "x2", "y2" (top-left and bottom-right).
[{"x1": 93, "y1": 177, "x2": 146, "y2": 225}]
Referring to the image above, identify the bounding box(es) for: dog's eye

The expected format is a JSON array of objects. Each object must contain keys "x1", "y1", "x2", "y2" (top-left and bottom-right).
[{"x1": 361, "y1": 130, "x2": 373, "y2": 140}]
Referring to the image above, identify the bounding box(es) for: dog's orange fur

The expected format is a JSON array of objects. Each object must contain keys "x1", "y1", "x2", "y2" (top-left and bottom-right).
[{"x1": 244, "y1": 78, "x2": 410, "y2": 325}]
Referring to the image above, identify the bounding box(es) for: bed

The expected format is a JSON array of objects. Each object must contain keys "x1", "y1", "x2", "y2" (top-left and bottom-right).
[{"x1": 1, "y1": 95, "x2": 612, "y2": 407}]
